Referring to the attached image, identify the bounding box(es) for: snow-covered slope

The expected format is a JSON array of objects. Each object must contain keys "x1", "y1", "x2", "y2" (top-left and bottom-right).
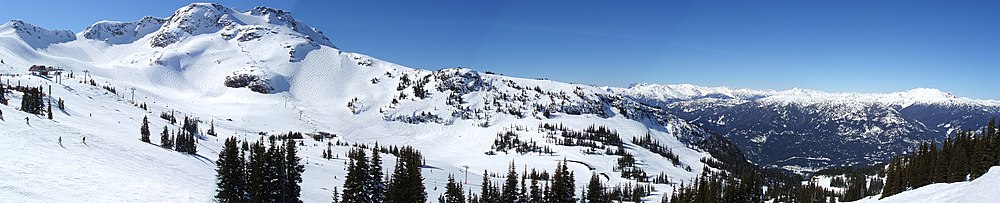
[
  {"x1": 614, "y1": 84, "x2": 1000, "y2": 173},
  {"x1": 852, "y1": 166, "x2": 1000, "y2": 202},
  {"x1": 0, "y1": 3, "x2": 722, "y2": 202}
]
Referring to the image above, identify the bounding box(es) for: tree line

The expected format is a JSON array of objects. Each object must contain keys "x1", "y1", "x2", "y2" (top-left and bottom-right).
[{"x1": 882, "y1": 117, "x2": 1000, "y2": 198}]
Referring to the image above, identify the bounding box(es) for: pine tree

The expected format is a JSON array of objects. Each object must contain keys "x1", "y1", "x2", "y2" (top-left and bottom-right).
[
  {"x1": 550, "y1": 159, "x2": 576, "y2": 203},
  {"x1": 284, "y1": 138, "x2": 305, "y2": 202},
  {"x1": 881, "y1": 157, "x2": 900, "y2": 199},
  {"x1": 207, "y1": 119, "x2": 217, "y2": 136},
  {"x1": 519, "y1": 173, "x2": 527, "y2": 203},
  {"x1": 20, "y1": 87, "x2": 44, "y2": 114},
  {"x1": 248, "y1": 140, "x2": 270, "y2": 202},
  {"x1": 948, "y1": 131, "x2": 968, "y2": 182},
  {"x1": 342, "y1": 148, "x2": 372, "y2": 203},
  {"x1": 529, "y1": 178, "x2": 542, "y2": 203},
  {"x1": 586, "y1": 173, "x2": 607, "y2": 203},
  {"x1": 842, "y1": 174, "x2": 868, "y2": 201},
  {"x1": 0, "y1": 81, "x2": 6, "y2": 105},
  {"x1": 502, "y1": 162, "x2": 519, "y2": 203},
  {"x1": 325, "y1": 142, "x2": 334, "y2": 159},
  {"x1": 140, "y1": 115, "x2": 151, "y2": 143},
  {"x1": 332, "y1": 187, "x2": 341, "y2": 203},
  {"x1": 441, "y1": 174, "x2": 465, "y2": 203},
  {"x1": 160, "y1": 126, "x2": 172, "y2": 149},
  {"x1": 267, "y1": 137, "x2": 286, "y2": 202},
  {"x1": 216, "y1": 137, "x2": 247, "y2": 202},
  {"x1": 370, "y1": 145, "x2": 386, "y2": 203},
  {"x1": 387, "y1": 146, "x2": 426, "y2": 203},
  {"x1": 481, "y1": 170, "x2": 497, "y2": 203}
]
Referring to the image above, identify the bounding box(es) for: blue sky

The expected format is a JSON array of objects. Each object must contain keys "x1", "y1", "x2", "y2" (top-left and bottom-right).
[{"x1": 2, "y1": 0, "x2": 999, "y2": 98}]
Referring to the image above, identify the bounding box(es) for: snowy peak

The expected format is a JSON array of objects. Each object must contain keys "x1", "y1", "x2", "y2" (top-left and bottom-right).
[
  {"x1": 81, "y1": 16, "x2": 167, "y2": 44},
  {"x1": 162, "y1": 3, "x2": 234, "y2": 34},
  {"x1": 621, "y1": 83, "x2": 771, "y2": 101},
  {"x1": 895, "y1": 88, "x2": 955, "y2": 100},
  {"x1": 0, "y1": 20, "x2": 75, "y2": 49},
  {"x1": 246, "y1": 6, "x2": 332, "y2": 47},
  {"x1": 619, "y1": 84, "x2": 993, "y2": 107},
  {"x1": 148, "y1": 3, "x2": 333, "y2": 48}
]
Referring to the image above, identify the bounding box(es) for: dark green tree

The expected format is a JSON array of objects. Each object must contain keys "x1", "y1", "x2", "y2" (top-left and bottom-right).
[
  {"x1": 529, "y1": 178, "x2": 542, "y2": 203},
  {"x1": 387, "y1": 146, "x2": 426, "y2": 203},
  {"x1": 480, "y1": 170, "x2": 498, "y2": 203},
  {"x1": 283, "y1": 138, "x2": 305, "y2": 202},
  {"x1": 586, "y1": 173, "x2": 608, "y2": 203},
  {"x1": 371, "y1": 144, "x2": 386, "y2": 203},
  {"x1": 501, "y1": 162, "x2": 519, "y2": 202},
  {"x1": 160, "y1": 126, "x2": 172, "y2": 149},
  {"x1": 215, "y1": 137, "x2": 247, "y2": 202},
  {"x1": 550, "y1": 159, "x2": 576, "y2": 203},
  {"x1": 341, "y1": 148, "x2": 372, "y2": 203},
  {"x1": 441, "y1": 174, "x2": 465, "y2": 203},
  {"x1": 140, "y1": 115, "x2": 150, "y2": 143},
  {"x1": 247, "y1": 140, "x2": 272, "y2": 202}
]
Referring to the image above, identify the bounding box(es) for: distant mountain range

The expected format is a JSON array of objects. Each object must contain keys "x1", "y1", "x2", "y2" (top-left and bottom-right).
[{"x1": 615, "y1": 84, "x2": 1000, "y2": 172}]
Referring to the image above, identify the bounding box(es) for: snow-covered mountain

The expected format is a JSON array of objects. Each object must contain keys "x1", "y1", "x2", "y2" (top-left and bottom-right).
[
  {"x1": 613, "y1": 84, "x2": 1000, "y2": 173},
  {"x1": 0, "y1": 3, "x2": 728, "y2": 202},
  {"x1": 0, "y1": 20, "x2": 76, "y2": 49}
]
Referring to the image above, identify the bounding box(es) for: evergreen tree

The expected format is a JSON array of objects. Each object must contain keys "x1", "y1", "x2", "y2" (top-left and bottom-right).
[
  {"x1": 370, "y1": 145, "x2": 386, "y2": 203},
  {"x1": 519, "y1": 173, "x2": 527, "y2": 203},
  {"x1": 332, "y1": 187, "x2": 340, "y2": 203},
  {"x1": 842, "y1": 174, "x2": 868, "y2": 201},
  {"x1": 20, "y1": 86, "x2": 44, "y2": 114},
  {"x1": 586, "y1": 173, "x2": 608, "y2": 203},
  {"x1": 529, "y1": 178, "x2": 542, "y2": 203},
  {"x1": 387, "y1": 146, "x2": 426, "y2": 203},
  {"x1": 481, "y1": 170, "x2": 498, "y2": 203},
  {"x1": 207, "y1": 119, "x2": 217, "y2": 136},
  {"x1": 948, "y1": 131, "x2": 968, "y2": 182},
  {"x1": 441, "y1": 174, "x2": 466, "y2": 203},
  {"x1": 881, "y1": 157, "x2": 902, "y2": 198},
  {"x1": 247, "y1": 140, "x2": 271, "y2": 202},
  {"x1": 341, "y1": 148, "x2": 372, "y2": 203},
  {"x1": 140, "y1": 115, "x2": 150, "y2": 143},
  {"x1": 266, "y1": 137, "x2": 286, "y2": 201},
  {"x1": 160, "y1": 126, "x2": 172, "y2": 149},
  {"x1": 502, "y1": 162, "x2": 519, "y2": 203},
  {"x1": 215, "y1": 137, "x2": 247, "y2": 202},
  {"x1": 284, "y1": 138, "x2": 305, "y2": 202},
  {"x1": 550, "y1": 159, "x2": 576, "y2": 203},
  {"x1": 0, "y1": 82, "x2": 6, "y2": 105}
]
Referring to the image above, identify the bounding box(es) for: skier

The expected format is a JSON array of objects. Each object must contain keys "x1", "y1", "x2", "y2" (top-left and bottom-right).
[
  {"x1": 82, "y1": 136, "x2": 86, "y2": 144},
  {"x1": 25, "y1": 117, "x2": 28, "y2": 125}
]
